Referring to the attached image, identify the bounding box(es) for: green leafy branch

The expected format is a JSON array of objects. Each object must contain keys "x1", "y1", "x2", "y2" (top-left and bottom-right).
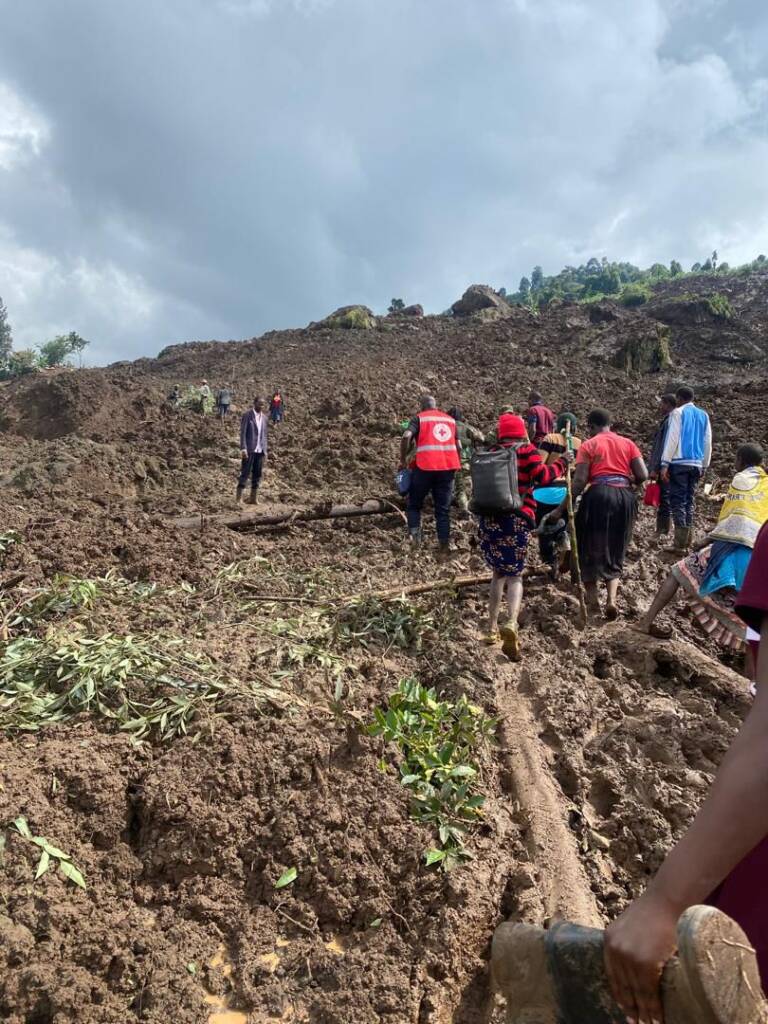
[
  {"x1": 368, "y1": 679, "x2": 495, "y2": 871},
  {"x1": 9, "y1": 816, "x2": 86, "y2": 889}
]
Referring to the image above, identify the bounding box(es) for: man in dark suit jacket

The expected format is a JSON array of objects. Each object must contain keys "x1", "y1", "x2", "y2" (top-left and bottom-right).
[{"x1": 237, "y1": 396, "x2": 269, "y2": 504}]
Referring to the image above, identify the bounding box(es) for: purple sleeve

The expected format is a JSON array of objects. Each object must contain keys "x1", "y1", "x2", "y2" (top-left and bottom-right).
[{"x1": 736, "y1": 522, "x2": 768, "y2": 632}]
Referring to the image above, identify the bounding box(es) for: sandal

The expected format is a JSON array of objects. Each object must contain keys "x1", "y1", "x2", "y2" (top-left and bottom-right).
[
  {"x1": 481, "y1": 631, "x2": 501, "y2": 646},
  {"x1": 499, "y1": 624, "x2": 521, "y2": 661}
]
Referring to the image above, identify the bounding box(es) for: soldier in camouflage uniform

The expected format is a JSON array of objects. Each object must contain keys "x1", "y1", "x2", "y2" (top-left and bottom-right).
[{"x1": 448, "y1": 407, "x2": 485, "y2": 512}]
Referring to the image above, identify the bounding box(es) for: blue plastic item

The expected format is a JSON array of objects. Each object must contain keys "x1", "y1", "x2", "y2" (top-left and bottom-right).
[
  {"x1": 395, "y1": 468, "x2": 412, "y2": 496},
  {"x1": 532, "y1": 485, "x2": 568, "y2": 505}
]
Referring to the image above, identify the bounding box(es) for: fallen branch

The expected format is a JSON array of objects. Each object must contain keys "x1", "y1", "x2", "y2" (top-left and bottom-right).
[
  {"x1": 170, "y1": 499, "x2": 401, "y2": 531},
  {"x1": 344, "y1": 574, "x2": 491, "y2": 603}
]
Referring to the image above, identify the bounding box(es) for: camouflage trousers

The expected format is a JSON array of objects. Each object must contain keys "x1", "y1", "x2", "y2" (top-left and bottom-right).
[{"x1": 453, "y1": 467, "x2": 470, "y2": 511}]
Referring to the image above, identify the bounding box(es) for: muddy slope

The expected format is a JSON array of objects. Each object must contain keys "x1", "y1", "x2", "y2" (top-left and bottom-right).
[{"x1": 0, "y1": 283, "x2": 764, "y2": 1023}]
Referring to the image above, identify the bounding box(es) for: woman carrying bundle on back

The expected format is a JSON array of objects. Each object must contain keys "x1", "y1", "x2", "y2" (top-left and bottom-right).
[
  {"x1": 636, "y1": 443, "x2": 768, "y2": 649},
  {"x1": 474, "y1": 412, "x2": 570, "y2": 658}
]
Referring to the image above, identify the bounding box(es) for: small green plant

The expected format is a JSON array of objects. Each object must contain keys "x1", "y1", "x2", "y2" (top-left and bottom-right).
[
  {"x1": 10, "y1": 816, "x2": 86, "y2": 889},
  {"x1": 274, "y1": 866, "x2": 298, "y2": 889},
  {"x1": 368, "y1": 679, "x2": 495, "y2": 870},
  {"x1": 334, "y1": 596, "x2": 437, "y2": 651},
  {"x1": 619, "y1": 282, "x2": 651, "y2": 307},
  {"x1": 705, "y1": 292, "x2": 733, "y2": 319}
]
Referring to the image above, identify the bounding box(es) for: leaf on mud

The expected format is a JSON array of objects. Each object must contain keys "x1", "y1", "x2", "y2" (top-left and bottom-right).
[
  {"x1": 13, "y1": 816, "x2": 31, "y2": 838},
  {"x1": 274, "y1": 866, "x2": 297, "y2": 889},
  {"x1": 449, "y1": 765, "x2": 476, "y2": 778},
  {"x1": 59, "y1": 859, "x2": 87, "y2": 889},
  {"x1": 35, "y1": 850, "x2": 50, "y2": 879},
  {"x1": 31, "y1": 837, "x2": 70, "y2": 859},
  {"x1": 424, "y1": 848, "x2": 445, "y2": 867},
  {"x1": 187, "y1": 962, "x2": 197, "y2": 975},
  {"x1": 369, "y1": 918, "x2": 382, "y2": 929}
]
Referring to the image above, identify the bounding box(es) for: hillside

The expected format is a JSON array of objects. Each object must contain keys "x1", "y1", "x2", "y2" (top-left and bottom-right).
[{"x1": 0, "y1": 278, "x2": 765, "y2": 1023}]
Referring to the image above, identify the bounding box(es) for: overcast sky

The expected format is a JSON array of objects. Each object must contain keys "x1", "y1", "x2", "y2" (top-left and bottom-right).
[{"x1": 1, "y1": 0, "x2": 767, "y2": 365}]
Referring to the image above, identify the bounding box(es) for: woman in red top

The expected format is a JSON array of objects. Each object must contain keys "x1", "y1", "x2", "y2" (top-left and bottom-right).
[
  {"x1": 557, "y1": 409, "x2": 647, "y2": 619},
  {"x1": 476, "y1": 413, "x2": 568, "y2": 657},
  {"x1": 604, "y1": 520, "x2": 768, "y2": 1020}
]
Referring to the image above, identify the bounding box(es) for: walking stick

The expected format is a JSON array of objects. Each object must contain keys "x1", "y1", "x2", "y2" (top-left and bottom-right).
[{"x1": 564, "y1": 423, "x2": 587, "y2": 628}]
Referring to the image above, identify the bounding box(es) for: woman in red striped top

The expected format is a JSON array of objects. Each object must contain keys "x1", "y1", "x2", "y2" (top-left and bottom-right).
[{"x1": 476, "y1": 413, "x2": 568, "y2": 657}]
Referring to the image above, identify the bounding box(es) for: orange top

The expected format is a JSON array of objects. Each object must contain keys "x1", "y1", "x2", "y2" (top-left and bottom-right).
[{"x1": 576, "y1": 430, "x2": 641, "y2": 482}]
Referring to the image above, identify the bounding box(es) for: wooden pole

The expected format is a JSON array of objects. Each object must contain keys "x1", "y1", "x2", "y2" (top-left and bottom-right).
[
  {"x1": 170, "y1": 499, "x2": 401, "y2": 531},
  {"x1": 565, "y1": 423, "x2": 587, "y2": 628}
]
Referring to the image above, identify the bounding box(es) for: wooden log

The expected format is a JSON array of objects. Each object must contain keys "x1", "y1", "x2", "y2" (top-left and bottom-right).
[
  {"x1": 170, "y1": 499, "x2": 399, "y2": 531},
  {"x1": 344, "y1": 574, "x2": 491, "y2": 603}
]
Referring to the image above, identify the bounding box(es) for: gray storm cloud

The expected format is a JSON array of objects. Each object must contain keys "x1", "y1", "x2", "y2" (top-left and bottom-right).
[{"x1": 0, "y1": 0, "x2": 766, "y2": 364}]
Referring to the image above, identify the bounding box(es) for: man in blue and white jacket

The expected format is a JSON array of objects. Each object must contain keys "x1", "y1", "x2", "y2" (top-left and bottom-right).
[{"x1": 660, "y1": 384, "x2": 712, "y2": 552}]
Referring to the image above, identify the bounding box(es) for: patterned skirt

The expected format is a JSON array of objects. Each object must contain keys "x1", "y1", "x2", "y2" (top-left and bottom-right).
[
  {"x1": 672, "y1": 544, "x2": 749, "y2": 651},
  {"x1": 477, "y1": 514, "x2": 531, "y2": 577}
]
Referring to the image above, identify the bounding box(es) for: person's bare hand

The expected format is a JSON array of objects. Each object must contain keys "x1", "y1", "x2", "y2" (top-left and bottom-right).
[
  {"x1": 604, "y1": 892, "x2": 679, "y2": 1024},
  {"x1": 241, "y1": 449, "x2": 248, "y2": 459},
  {"x1": 660, "y1": 467, "x2": 670, "y2": 484}
]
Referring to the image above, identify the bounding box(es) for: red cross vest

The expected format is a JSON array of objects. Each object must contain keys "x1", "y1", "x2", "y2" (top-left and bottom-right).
[{"x1": 415, "y1": 410, "x2": 461, "y2": 472}]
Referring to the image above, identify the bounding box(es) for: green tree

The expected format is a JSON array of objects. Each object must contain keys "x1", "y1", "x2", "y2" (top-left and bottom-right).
[
  {"x1": 0, "y1": 296, "x2": 12, "y2": 365},
  {"x1": 691, "y1": 262, "x2": 702, "y2": 272},
  {"x1": 8, "y1": 349, "x2": 37, "y2": 375},
  {"x1": 388, "y1": 298, "x2": 405, "y2": 313},
  {"x1": 518, "y1": 276, "x2": 531, "y2": 296},
  {"x1": 38, "y1": 332, "x2": 90, "y2": 368},
  {"x1": 530, "y1": 266, "x2": 544, "y2": 291},
  {"x1": 711, "y1": 250, "x2": 718, "y2": 270},
  {"x1": 669, "y1": 260, "x2": 683, "y2": 276}
]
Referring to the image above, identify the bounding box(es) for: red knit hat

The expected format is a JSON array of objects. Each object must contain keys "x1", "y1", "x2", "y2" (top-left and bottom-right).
[{"x1": 497, "y1": 413, "x2": 527, "y2": 440}]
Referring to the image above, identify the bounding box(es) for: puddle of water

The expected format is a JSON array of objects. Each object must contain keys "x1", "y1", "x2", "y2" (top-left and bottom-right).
[{"x1": 204, "y1": 943, "x2": 247, "y2": 1024}]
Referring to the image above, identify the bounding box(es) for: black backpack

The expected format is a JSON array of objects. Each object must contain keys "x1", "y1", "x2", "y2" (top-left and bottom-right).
[{"x1": 469, "y1": 444, "x2": 524, "y2": 514}]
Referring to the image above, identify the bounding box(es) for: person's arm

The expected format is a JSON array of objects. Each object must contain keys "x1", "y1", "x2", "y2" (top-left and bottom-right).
[
  {"x1": 660, "y1": 409, "x2": 681, "y2": 469},
  {"x1": 630, "y1": 456, "x2": 648, "y2": 487},
  {"x1": 604, "y1": 617, "x2": 768, "y2": 1024},
  {"x1": 546, "y1": 462, "x2": 588, "y2": 521},
  {"x1": 530, "y1": 450, "x2": 568, "y2": 487},
  {"x1": 239, "y1": 412, "x2": 249, "y2": 456},
  {"x1": 703, "y1": 416, "x2": 712, "y2": 471},
  {"x1": 399, "y1": 430, "x2": 414, "y2": 469}
]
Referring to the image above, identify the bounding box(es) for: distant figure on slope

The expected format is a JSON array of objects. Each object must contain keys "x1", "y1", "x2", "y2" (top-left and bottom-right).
[
  {"x1": 524, "y1": 390, "x2": 555, "y2": 447},
  {"x1": 475, "y1": 412, "x2": 569, "y2": 657},
  {"x1": 647, "y1": 392, "x2": 678, "y2": 540},
  {"x1": 534, "y1": 412, "x2": 582, "y2": 575},
  {"x1": 198, "y1": 379, "x2": 213, "y2": 415},
  {"x1": 167, "y1": 384, "x2": 181, "y2": 408},
  {"x1": 547, "y1": 408, "x2": 647, "y2": 620},
  {"x1": 635, "y1": 443, "x2": 768, "y2": 648},
  {"x1": 216, "y1": 383, "x2": 234, "y2": 420},
  {"x1": 399, "y1": 396, "x2": 461, "y2": 558},
  {"x1": 447, "y1": 407, "x2": 485, "y2": 514},
  {"x1": 269, "y1": 390, "x2": 284, "y2": 425},
  {"x1": 660, "y1": 384, "x2": 712, "y2": 553},
  {"x1": 237, "y1": 396, "x2": 269, "y2": 504}
]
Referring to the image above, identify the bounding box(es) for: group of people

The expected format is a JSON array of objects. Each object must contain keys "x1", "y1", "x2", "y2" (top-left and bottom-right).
[
  {"x1": 167, "y1": 381, "x2": 285, "y2": 425},
  {"x1": 400, "y1": 387, "x2": 768, "y2": 1009},
  {"x1": 398, "y1": 386, "x2": 768, "y2": 663}
]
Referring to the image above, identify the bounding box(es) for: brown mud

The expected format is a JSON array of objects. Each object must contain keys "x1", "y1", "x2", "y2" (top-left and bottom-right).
[{"x1": 0, "y1": 279, "x2": 764, "y2": 1022}]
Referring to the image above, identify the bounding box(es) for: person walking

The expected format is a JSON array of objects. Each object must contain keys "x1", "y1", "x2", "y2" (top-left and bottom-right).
[
  {"x1": 635, "y1": 443, "x2": 768, "y2": 648},
  {"x1": 198, "y1": 379, "x2": 213, "y2": 415},
  {"x1": 524, "y1": 390, "x2": 555, "y2": 446},
  {"x1": 475, "y1": 412, "x2": 569, "y2": 656},
  {"x1": 548, "y1": 409, "x2": 647, "y2": 619},
  {"x1": 269, "y1": 390, "x2": 284, "y2": 425},
  {"x1": 216, "y1": 383, "x2": 234, "y2": 420},
  {"x1": 660, "y1": 384, "x2": 712, "y2": 552},
  {"x1": 447, "y1": 407, "x2": 485, "y2": 513},
  {"x1": 237, "y1": 396, "x2": 269, "y2": 504},
  {"x1": 399, "y1": 396, "x2": 461, "y2": 556},
  {"x1": 534, "y1": 413, "x2": 582, "y2": 574},
  {"x1": 647, "y1": 393, "x2": 677, "y2": 539}
]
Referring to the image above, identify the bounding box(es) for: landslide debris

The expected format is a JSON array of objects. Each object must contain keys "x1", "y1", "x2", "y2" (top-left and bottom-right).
[{"x1": 0, "y1": 275, "x2": 764, "y2": 1023}]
